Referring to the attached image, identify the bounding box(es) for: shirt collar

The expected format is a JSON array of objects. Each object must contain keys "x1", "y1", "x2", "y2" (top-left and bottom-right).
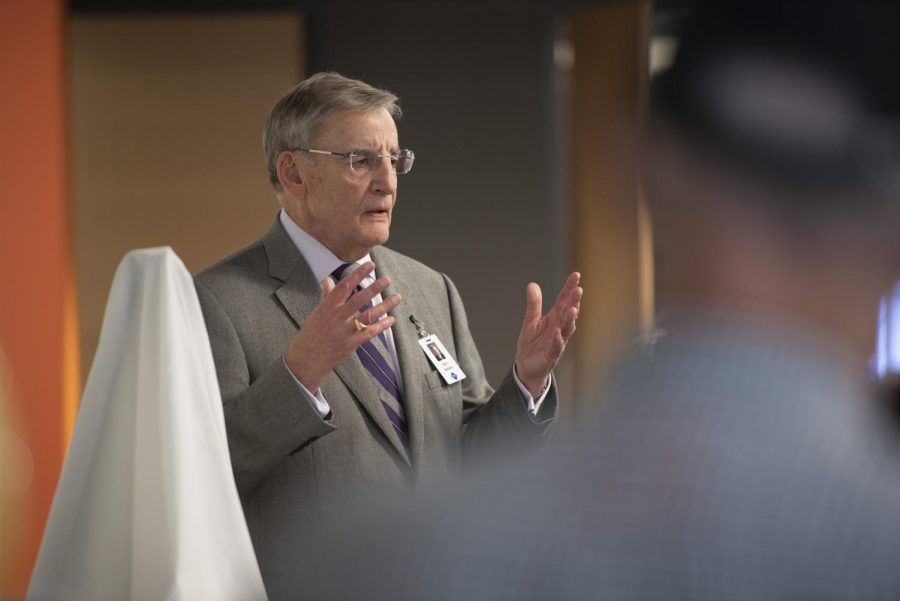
[{"x1": 279, "y1": 209, "x2": 373, "y2": 286}]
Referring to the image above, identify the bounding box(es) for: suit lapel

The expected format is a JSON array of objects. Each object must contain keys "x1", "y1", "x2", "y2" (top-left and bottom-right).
[
  {"x1": 273, "y1": 268, "x2": 321, "y2": 332},
  {"x1": 264, "y1": 220, "x2": 411, "y2": 467},
  {"x1": 333, "y1": 357, "x2": 411, "y2": 467},
  {"x1": 372, "y1": 247, "x2": 427, "y2": 466}
]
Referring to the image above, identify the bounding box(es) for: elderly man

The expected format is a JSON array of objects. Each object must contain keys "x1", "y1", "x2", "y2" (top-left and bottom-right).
[{"x1": 194, "y1": 72, "x2": 581, "y2": 594}]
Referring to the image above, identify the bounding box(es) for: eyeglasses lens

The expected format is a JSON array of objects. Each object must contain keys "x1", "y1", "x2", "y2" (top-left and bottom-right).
[
  {"x1": 396, "y1": 150, "x2": 414, "y2": 174},
  {"x1": 348, "y1": 149, "x2": 415, "y2": 174}
]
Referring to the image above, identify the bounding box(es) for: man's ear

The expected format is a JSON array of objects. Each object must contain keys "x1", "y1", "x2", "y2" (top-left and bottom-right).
[{"x1": 276, "y1": 150, "x2": 307, "y2": 196}]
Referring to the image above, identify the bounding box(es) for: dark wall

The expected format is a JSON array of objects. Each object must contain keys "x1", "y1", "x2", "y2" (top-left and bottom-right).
[{"x1": 308, "y1": 1, "x2": 568, "y2": 382}]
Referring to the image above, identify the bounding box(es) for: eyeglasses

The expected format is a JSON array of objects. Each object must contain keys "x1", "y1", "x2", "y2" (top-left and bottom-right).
[{"x1": 294, "y1": 147, "x2": 415, "y2": 174}]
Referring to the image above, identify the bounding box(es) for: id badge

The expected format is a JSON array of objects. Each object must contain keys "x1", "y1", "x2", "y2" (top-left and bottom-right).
[{"x1": 418, "y1": 334, "x2": 467, "y2": 384}]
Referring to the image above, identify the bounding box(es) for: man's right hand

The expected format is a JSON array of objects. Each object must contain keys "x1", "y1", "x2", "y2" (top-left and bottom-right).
[{"x1": 284, "y1": 261, "x2": 402, "y2": 393}]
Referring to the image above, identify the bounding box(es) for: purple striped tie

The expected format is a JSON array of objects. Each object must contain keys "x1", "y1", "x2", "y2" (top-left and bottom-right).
[{"x1": 332, "y1": 263, "x2": 410, "y2": 452}]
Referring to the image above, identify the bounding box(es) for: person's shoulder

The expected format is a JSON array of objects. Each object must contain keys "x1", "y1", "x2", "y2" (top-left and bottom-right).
[
  {"x1": 194, "y1": 236, "x2": 269, "y2": 292},
  {"x1": 373, "y1": 245, "x2": 446, "y2": 284}
]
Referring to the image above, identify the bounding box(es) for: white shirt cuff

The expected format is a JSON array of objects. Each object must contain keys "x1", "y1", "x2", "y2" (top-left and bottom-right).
[
  {"x1": 282, "y1": 355, "x2": 331, "y2": 419},
  {"x1": 513, "y1": 364, "x2": 552, "y2": 421}
]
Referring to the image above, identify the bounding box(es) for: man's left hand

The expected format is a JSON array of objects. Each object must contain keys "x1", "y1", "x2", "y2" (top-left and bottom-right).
[{"x1": 515, "y1": 272, "x2": 582, "y2": 396}]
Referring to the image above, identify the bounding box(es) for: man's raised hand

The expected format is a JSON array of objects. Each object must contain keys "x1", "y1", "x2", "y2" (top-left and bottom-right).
[
  {"x1": 514, "y1": 272, "x2": 582, "y2": 396},
  {"x1": 285, "y1": 261, "x2": 402, "y2": 393}
]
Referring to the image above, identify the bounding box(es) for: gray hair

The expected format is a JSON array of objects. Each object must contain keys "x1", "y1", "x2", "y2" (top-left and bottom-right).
[{"x1": 263, "y1": 72, "x2": 402, "y2": 191}]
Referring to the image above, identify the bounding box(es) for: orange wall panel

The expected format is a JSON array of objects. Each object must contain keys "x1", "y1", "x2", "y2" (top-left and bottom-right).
[{"x1": 0, "y1": 0, "x2": 75, "y2": 597}]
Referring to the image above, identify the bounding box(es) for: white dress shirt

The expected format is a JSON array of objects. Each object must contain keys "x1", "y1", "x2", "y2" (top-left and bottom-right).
[{"x1": 278, "y1": 210, "x2": 550, "y2": 420}]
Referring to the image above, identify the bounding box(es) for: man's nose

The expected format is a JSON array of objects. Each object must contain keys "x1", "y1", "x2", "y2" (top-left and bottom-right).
[{"x1": 370, "y1": 157, "x2": 397, "y2": 196}]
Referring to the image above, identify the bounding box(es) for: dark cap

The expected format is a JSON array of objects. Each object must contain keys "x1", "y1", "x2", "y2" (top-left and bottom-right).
[{"x1": 652, "y1": 1, "x2": 900, "y2": 192}]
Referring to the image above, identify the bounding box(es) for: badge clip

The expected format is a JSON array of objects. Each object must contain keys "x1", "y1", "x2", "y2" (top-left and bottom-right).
[{"x1": 409, "y1": 315, "x2": 428, "y2": 338}]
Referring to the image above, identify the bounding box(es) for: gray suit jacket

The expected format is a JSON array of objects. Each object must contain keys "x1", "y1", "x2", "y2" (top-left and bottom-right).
[{"x1": 194, "y1": 217, "x2": 557, "y2": 583}]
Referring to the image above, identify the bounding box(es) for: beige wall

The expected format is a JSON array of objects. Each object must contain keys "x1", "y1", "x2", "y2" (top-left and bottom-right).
[
  {"x1": 567, "y1": 2, "x2": 654, "y2": 410},
  {"x1": 69, "y1": 12, "x2": 304, "y2": 376}
]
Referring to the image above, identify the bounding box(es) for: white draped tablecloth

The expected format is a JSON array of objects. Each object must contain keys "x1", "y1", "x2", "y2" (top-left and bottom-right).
[{"x1": 29, "y1": 248, "x2": 267, "y2": 601}]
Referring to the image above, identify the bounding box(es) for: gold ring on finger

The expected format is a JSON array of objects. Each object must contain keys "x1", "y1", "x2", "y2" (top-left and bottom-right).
[{"x1": 353, "y1": 317, "x2": 368, "y2": 332}]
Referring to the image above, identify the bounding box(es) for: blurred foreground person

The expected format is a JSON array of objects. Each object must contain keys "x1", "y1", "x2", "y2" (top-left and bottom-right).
[{"x1": 292, "y1": 3, "x2": 900, "y2": 600}]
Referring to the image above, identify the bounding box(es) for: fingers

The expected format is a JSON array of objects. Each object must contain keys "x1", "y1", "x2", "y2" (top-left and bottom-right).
[
  {"x1": 321, "y1": 274, "x2": 336, "y2": 299},
  {"x1": 355, "y1": 315, "x2": 396, "y2": 341},
  {"x1": 561, "y1": 306, "x2": 578, "y2": 339},
  {"x1": 523, "y1": 282, "x2": 543, "y2": 327},
  {"x1": 344, "y1": 275, "x2": 392, "y2": 315},
  {"x1": 553, "y1": 273, "x2": 583, "y2": 324},
  {"x1": 325, "y1": 261, "x2": 376, "y2": 304},
  {"x1": 555, "y1": 272, "x2": 582, "y2": 307},
  {"x1": 358, "y1": 293, "x2": 402, "y2": 325},
  {"x1": 553, "y1": 272, "x2": 576, "y2": 306},
  {"x1": 550, "y1": 273, "x2": 582, "y2": 338},
  {"x1": 569, "y1": 285, "x2": 584, "y2": 316},
  {"x1": 321, "y1": 261, "x2": 393, "y2": 316}
]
